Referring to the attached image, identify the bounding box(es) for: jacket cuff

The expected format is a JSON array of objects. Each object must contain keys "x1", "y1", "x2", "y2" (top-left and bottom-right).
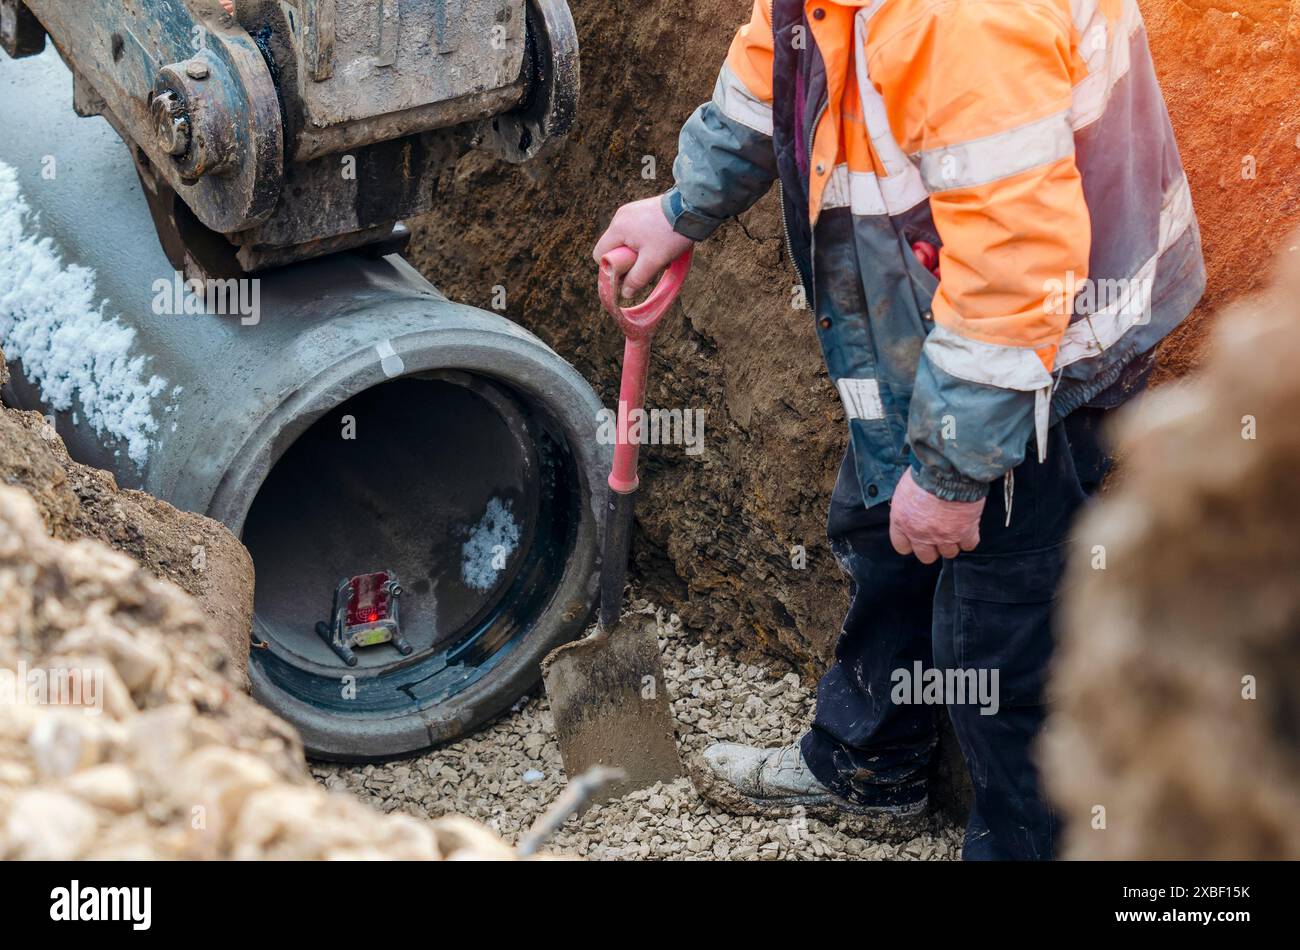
[
  {"x1": 661, "y1": 189, "x2": 724, "y2": 241},
  {"x1": 909, "y1": 458, "x2": 990, "y2": 504}
]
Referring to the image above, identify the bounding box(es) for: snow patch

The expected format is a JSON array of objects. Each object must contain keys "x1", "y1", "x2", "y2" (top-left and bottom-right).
[
  {"x1": 0, "y1": 161, "x2": 168, "y2": 465},
  {"x1": 460, "y1": 497, "x2": 521, "y2": 591}
]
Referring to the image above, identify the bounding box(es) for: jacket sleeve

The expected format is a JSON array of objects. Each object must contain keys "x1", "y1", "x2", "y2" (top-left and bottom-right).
[
  {"x1": 661, "y1": 1, "x2": 779, "y2": 240},
  {"x1": 879, "y1": 2, "x2": 1092, "y2": 501}
]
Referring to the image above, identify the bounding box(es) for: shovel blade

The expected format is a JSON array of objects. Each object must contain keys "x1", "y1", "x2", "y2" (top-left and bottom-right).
[{"x1": 541, "y1": 616, "x2": 683, "y2": 803}]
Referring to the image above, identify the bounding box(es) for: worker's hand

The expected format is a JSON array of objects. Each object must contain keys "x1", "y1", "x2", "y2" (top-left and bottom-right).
[
  {"x1": 888, "y1": 468, "x2": 985, "y2": 564},
  {"x1": 594, "y1": 196, "x2": 695, "y2": 298}
]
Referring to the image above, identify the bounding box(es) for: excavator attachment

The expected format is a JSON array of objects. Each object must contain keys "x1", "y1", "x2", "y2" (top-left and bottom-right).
[{"x1": 0, "y1": 0, "x2": 577, "y2": 276}]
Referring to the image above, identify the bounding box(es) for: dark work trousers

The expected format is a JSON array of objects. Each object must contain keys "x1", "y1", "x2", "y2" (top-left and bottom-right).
[{"x1": 800, "y1": 407, "x2": 1114, "y2": 859}]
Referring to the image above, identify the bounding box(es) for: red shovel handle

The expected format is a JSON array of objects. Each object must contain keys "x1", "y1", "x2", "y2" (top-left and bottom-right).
[
  {"x1": 598, "y1": 246, "x2": 693, "y2": 493},
  {"x1": 598, "y1": 246, "x2": 693, "y2": 342}
]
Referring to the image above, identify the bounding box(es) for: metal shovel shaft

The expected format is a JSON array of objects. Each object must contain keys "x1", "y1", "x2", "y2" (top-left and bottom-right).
[
  {"x1": 539, "y1": 246, "x2": 692, "y2": 804},
  {"x1": 599, "y1": 485, "x2": 637, "y2": 632}
]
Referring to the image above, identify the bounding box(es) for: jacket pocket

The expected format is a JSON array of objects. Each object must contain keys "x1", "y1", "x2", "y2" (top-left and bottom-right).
[{"x1": 899, "y1": 231, "x2": 940, "y2": 312}]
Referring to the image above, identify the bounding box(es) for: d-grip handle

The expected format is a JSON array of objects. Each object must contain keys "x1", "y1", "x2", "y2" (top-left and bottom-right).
[
  {"x1": 598, "y1": 246, "x2": 693, "y2": 342},
  {"x1": 597, "y1": 246, "x2": 693, "y2": 494}
]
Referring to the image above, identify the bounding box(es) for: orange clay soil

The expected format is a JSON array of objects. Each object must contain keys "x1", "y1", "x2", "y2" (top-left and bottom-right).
[{"x1": 1145, "y1": 0, "x2": 1300, "y2": 379}]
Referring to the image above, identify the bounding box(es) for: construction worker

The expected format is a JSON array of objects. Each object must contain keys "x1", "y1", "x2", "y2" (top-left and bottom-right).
[{"x1": 594, "y1": 0, "x2": 1204, "y2": 859}]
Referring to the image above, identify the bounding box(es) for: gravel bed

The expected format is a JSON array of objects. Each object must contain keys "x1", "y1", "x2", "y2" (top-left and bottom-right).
[{"x1": 313, "y1": 604, "x2": 962, "y2": 860}]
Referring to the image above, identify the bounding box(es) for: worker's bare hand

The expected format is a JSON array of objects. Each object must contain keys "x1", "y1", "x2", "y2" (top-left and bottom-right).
[
  {"x1": 888, "y1": 468, "x2": 985, "y2": 564},
  {"x1": 593, "y1": 196, "x2": 695, "y2": 298}
]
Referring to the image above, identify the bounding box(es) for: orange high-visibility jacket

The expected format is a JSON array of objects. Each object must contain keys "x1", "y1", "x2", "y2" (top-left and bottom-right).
[{"x1": 662, "y1": 0, "x2": 1204, "y2": 503}]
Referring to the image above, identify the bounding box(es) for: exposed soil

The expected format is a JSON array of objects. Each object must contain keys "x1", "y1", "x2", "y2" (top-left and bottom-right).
[
  {"x1": 410, "y1": 2, "x2": 856, "y2": 670},
  {"x1": 7, "y1": 0, "x2": 1297, "y2": 863},
  {"x1": 407, "y1": 0, "x2": 1300, "y2": 670},
  {"x1": 0, "y1": 358, "x2": 253, "y2": 684},
  {"x1": 1147, "y1": 0, "x2": 1300, "y2": 379},
  {"x1": 0, "y1": 484, "x2": 524, "y2": 860}
]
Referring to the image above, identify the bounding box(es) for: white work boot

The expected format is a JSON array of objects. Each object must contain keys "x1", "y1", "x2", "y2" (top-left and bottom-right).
[{"x1": 692, "y1": 741, "x2": 928, "y2": 839}]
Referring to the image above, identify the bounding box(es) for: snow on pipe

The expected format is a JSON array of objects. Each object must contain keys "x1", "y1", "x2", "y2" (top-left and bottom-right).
[{"x1": 0, "y1": 50, "x2": 608, "y2": 759}]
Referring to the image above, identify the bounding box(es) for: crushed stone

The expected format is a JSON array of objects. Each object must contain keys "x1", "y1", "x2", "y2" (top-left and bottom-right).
[{"x1": 315, "y1": 603, "x2": 962, "y2": 860}]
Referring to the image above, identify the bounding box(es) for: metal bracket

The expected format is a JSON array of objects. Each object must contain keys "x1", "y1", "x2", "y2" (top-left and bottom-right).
[
  {"x1": 19, "y1": 0, "x2": 577, "y2": 270},
  {"x1": 26, "y1": 0, "x2": 284, "y2": 232},
  {"x1": 474, "y1": 0, "x2": 579, "y2": 163}
]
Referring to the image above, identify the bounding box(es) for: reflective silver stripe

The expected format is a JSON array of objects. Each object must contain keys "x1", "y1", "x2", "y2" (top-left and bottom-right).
[
  {"x1": 915, "y1": 110, "x2": 1074, "y2": 192},
  {"x1": 878, "y1": 166, "x2": 927, "y2": 214},
  {"x1": 820, "y1": 162, "x2": 932, "y2": 218},
  {"x1": 820, "y1": 164, "x2": 888, "y2": 216},
  {"x1": 836, "y1": 378, "x2": 886, "y2": 421},
  {"x1": 820, "y1": 164, "x2": 854, "y2": 211},
  {"x1": 1056, "y1": 173, "x2": 1194, "y2": 365},
  {"x1": 1070, "y1": 0, "x2": 1143, "y2": 130},
  {"x1": 922, "y1": 324, "x2": 1055, "y2": 463},
  {"x1": 1033, "y1": 387, "x2": 1051, "y2": 464},
  {"x1": 922, "y1": 323, "x2": 1054, "y2": 391},
  {"x1": 1072, "y1": 0, "x2": 1102, "y2": 34},
  {"x1": 850, "y1": 169, "x2": 889, "y2": 216},
  {"x1": 1072, "y1": 0, "x2": 1108, "y2": 74},
  {"x1": 853, "y1": 9, "x2": 928, "y2": 214},
  {"x1": 712, "y1": 63, "x2": 773, "y2": 136},
  {"x1": 922, "y1": 173, "x2": 1194, "y2": 464},
  {"x1": 924, "y1": 174, "x2": 1194, "y2": 379},
  {"x1": 1157, "y1": 170, "x2": 1196, "y2": 252},
  {"x1": 930, "y1": 176, "x2": 1190, "y2": 384}
]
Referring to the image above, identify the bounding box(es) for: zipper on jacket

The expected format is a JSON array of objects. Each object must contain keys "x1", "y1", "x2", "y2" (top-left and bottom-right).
[
  {"x1": 804, "y1": 100, "x2": 826, "y2": 313},
  {"x1": 778, "y1": 182, "x2": 798, "y2": 279}
]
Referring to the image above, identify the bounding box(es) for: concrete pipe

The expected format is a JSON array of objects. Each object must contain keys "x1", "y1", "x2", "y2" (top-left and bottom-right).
[{"x1": 0, "y1": 50, "x2": 608, "y2": 759}]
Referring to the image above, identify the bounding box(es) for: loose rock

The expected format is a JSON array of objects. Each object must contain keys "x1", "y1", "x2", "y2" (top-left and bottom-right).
[{"x1": 317, "y1": 604, "x2": 962, "y2": 861}]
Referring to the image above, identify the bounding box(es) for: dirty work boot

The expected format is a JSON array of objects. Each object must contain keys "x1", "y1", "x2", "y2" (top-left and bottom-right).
[{"x1": 692, "y1": 741, "x2": 929, "y2": 841}]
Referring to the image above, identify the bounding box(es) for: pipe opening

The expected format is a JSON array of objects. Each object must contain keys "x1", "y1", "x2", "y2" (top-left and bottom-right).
[{"x1": 243, "y1": 371, "x2": 582, "y2": 727}]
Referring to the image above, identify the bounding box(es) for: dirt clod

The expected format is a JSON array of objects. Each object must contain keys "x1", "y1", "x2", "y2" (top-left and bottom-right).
[
  {"x1": 0, "y1": 401, "x2": 253, "y2": 683},
  {"x1": 0, "y1": 485, "x2": 528, "y2": 860}
]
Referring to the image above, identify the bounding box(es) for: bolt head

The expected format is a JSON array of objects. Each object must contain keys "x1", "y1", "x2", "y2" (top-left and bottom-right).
[
  {"x1": 150, "y1": 89, "x2": 191, "y2": 157},
  {"x1": 185, "y1": 60, "x2": 210, "y2": 80}
]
